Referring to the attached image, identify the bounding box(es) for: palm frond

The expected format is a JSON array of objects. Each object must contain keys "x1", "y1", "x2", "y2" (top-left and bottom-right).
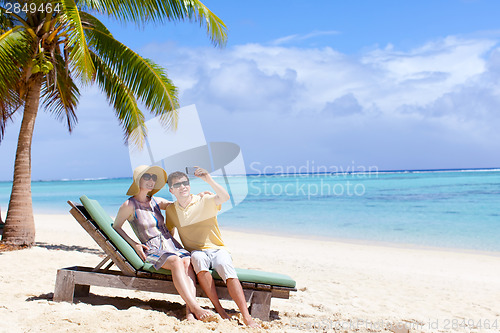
[
  {"x1": 85, "y1": 27, "x2": 179, "y2": 128},
  {"x1": 0, "y1": 27, "x2": 32, "y2": 86},
  {"x1": 0, "y1": 6, "x2": 14, "y2": 32},
  {"x1": 186, "y1": 0, "x2": 227, "y2": 47},
  {"x1": 90, "y1": 51, "x2": 148, "y2": 148},
  {"x1": 60, "y1": 0, "x2": 95, "y2": 83},
  {"x1": 0, "y1": 4, "x2": 37, "y2": 39},
  {"x1": 79, "y1": 10, "x2": 112, "y2": 36},
  {"x1": 0, "y1": 87, "x2": 21, "y2": 141},
  {"x1": 0, "y1": 28, "x2": 34, "y2": 141},
  {"x1": 79, "y1": 0, "x2": 227, "y2": 47},
  {"x1": 40, "y1": 50, "x2": 80, "y2": 132},
  {"x1": 140, "y1": 57, "x2": 179, "y2": 130}
]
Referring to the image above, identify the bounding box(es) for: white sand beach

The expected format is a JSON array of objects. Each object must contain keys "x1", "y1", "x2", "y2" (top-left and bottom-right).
[{"x1": 1, "y1": 214, "x2": 500, "y2": 332}]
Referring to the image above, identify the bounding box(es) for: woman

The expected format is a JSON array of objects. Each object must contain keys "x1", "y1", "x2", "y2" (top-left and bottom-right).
[{"x1": 114, "y1": 165, "x2": 215, "y2": 321}]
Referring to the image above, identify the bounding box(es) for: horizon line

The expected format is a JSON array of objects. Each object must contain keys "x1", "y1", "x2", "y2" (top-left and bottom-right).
[{"x1": 1, "y1": 166, "x2": 499, "y2": 183}]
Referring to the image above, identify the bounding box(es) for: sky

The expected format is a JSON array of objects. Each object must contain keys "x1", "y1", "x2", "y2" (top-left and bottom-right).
[{"x1": 2, "y1": 0, "x2": 500, "y2": 181}]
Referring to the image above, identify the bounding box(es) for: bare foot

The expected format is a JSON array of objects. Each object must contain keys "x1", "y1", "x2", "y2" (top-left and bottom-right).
[
  {"x1": 200, "y1": 302, "x2": 228, "y2": 320},
  {"x1": 215, "y1": 308, "x2": 231, "y2": 320},
  {"x1": 184, "y1": 305, "x2": 197, "y2": 321},
  {"x1": 243, "y1": 315, "x2": 260, "y2": 328},
  {"x1": 185, "y1": 312, "x2": 196, "y2": 321},
  {"x1": 210, "y1": 303, "x2": 231, "y2": 320},
  {"x1": 194, "y1": 308, "x2": 218, "y2": 322}
]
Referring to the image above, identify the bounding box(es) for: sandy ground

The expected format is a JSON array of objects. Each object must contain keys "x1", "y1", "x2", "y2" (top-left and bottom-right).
[{"x1": 1, "y1": 213, "x2": 500, "y2": 332}]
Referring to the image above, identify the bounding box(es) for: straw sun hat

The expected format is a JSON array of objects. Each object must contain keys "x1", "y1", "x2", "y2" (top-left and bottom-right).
[{"x1": 126, "y1": 165, "x2": 168, "y2": 196}]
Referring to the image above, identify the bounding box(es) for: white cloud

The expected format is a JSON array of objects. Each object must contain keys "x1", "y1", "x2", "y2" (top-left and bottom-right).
[
  {"x1": 361, "y1": 36, "x2": 497, "y2": 111},
  {"x1": 150, "y1": 34, "x2": 498, "y2": 118},
  {"x1": 148, "y1": 34, "x2": 500, "y2": 169}
]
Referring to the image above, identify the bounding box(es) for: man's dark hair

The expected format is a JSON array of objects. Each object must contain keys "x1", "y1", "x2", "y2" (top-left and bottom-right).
[{"x1": 167, "y1": 171, "x2": 188, "y2": 187}]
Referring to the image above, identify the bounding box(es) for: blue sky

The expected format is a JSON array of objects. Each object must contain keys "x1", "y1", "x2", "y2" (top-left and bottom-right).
[{"x1": 2, "y1": 0, "x2": 500, "y2": 181}]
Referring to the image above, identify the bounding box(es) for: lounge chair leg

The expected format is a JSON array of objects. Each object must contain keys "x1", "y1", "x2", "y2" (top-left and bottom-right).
[
  {"x1": 249, "y1": 291, "x2": 272, "y2": 321},
  {"x1": 74, "y1": 284, "x2": 90, "y2": 297},
  {"x1": 53, "y1": 269, "x2": 76, "y2": 302}
]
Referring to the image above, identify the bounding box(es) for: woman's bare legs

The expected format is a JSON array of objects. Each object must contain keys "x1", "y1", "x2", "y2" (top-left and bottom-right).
[
  {"x1": 162, "y1": 255, "x2": 213, "y2": 321},
  {"x1": 182, "y1": 257, "x2": 198, "y2": 321}
]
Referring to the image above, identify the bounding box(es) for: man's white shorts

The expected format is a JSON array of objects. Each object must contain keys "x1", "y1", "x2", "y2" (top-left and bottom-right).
[{"x1": 190, "y1": 249, "x2": 237, "y2": 282}]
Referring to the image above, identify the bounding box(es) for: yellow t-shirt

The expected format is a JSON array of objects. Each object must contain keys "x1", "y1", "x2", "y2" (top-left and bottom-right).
[{"x1": 165, "y1": 194, "x2": 225, "y2": 252}]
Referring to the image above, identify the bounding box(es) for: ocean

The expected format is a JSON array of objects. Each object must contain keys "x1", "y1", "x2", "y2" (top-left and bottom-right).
[{"x1": 1, "y1": 169, "x2": 499, "y2": 252}]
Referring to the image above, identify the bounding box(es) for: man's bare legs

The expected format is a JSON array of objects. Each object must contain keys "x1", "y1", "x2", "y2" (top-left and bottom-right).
[
  {"x1": 162, "y1": 256, "x2": 214, "y2": 321},
  {"x1": 197, "y1": 271, "x2": 259, "y2": 328},
  {"x1": 226, "y1": 278, "x2": 259, "y2": 328},
  {"x1": 196, "y1": 271, "x2": 231, "y2": 319}
]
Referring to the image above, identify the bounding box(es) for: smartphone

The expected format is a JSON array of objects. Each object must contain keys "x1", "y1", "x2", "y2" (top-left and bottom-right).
[{"x1": 185, "y1": 167, "x2": 197, "y2": 175}]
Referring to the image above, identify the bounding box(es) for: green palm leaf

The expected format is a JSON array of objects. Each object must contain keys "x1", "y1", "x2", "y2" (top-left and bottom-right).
[
  {"x1": 85, "y1": 27, "x2": 179, "y2": 126},
  {"x1": 0, "y1": 28, "x2": 34, "y2": 139},
  {"x1": 91, "y1": 52, "x2": 148, "y2": 147},
  {"x1": 79, "y1": 11, "x2": 112, "y2": 36},
  {"x1": 187, "y1": 0, "x2": 227, "y2": 47},
  {"x1": 40, "y1": 51, "x2": 80, "y2": 132},
  {"x1": 0, "y1": 6, "x2": 14, "y2": 32},
  {"x1": 60, "y1": 0, "x2": 95, "y2": 83},
  {"x1": 0, "y1": 27, "x2": 32, "y2": 91},
  {"x1": 79, "y1": 0, "x2": 227, "y2": 46}
]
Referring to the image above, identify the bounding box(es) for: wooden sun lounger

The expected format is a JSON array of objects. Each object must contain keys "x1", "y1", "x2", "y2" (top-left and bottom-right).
[{"x1": 53, "y1": 200, "x2": 296, "y2": 321}]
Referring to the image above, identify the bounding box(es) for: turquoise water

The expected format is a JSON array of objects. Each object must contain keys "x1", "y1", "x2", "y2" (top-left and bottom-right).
[{"x1": 1, "y1": 170, "x2": 499, "y2": 252}]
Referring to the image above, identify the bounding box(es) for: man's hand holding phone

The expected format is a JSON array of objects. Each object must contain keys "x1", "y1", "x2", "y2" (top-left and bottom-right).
[
  {"x1": 186, "y1": 166, "x2": 210, "y2": 182},
  {"x1": 185, "y1": 166, "x2": 197, "y2": 175}
]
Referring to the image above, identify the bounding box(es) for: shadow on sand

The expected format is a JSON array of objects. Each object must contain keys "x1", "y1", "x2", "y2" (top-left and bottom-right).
[
  {"x1": 35, "y1": 242, "x2": 104, "y2": 255},
  {"x1": 25, "y1": 292, "x2": 273, "y2": 321},
  {"x1": 27, "y1": 292, "x2": 196, "y2": 320}
]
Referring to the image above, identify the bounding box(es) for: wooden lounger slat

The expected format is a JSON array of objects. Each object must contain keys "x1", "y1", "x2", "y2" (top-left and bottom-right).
[
  {"x1": 139, "y1": 271, "x2": 173, "y2": 281},
  {"x1": 271, "y1": 285, "x2": 297, "y2": 291},
  {"x1": 93, "y1": 255, "x2": 111, "y2": 271},
  {"x1": 256, "y1": 283, "x2": 272, "y2": 291},
  {"x1": 241, "y1": 281, "x2": 256, "y2": 289},
  {"x1": 68, "y1": 205, "x2": 136, "y2": 276}
]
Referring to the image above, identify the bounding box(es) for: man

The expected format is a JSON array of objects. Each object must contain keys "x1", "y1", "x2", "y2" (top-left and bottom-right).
[{"x1": 165, "y1": 167, "x2": 258, "y2": 328}]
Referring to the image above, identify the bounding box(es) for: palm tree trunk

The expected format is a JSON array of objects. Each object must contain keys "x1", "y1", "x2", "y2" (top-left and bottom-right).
[{"x1": 1, "y1": 76, "x2": 43, "y2": 246}]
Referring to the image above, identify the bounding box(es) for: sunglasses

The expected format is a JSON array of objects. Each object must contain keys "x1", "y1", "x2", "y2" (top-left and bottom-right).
[
  {"x1": 171, "y1": 180, "x2": 190, "y2": 189},
  {"x1": 141, "y1": 173, "x2": 158, "y2": 182}
]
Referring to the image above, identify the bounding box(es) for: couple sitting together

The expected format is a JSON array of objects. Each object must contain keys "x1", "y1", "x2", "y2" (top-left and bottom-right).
[{"x1": 113, "y1": 165, "x2": 258, "y2": 327}]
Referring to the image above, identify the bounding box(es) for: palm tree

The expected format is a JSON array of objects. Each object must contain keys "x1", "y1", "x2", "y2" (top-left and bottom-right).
[{"x1": 0, "y1": 0, "x2": 227, "y2": 246}]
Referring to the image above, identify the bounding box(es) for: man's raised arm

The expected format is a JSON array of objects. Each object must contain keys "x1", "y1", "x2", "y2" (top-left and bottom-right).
[{"x1": 194, "y1": 167, "x2": 230, "y2": 205}]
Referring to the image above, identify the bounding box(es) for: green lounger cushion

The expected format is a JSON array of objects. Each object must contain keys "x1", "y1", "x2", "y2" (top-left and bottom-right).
[
  {"x1": 145, "y1": 265, "x2": 296, "y2": 288},
  {"x1": 81, "y1": 195, "x2": 171, "y2": 274},
  {"x1": 142, "y1": 263, "x2": 172, "y2": 275},
  {"x1": 80, "y1": 195, "x2": 145, "y2": 271},
  {"x1": 213, "y1": 268, "x2": 296, "y2": 288},
  {"x1": 79, "y1": 195, "x2": 296, "y2": 288}
]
